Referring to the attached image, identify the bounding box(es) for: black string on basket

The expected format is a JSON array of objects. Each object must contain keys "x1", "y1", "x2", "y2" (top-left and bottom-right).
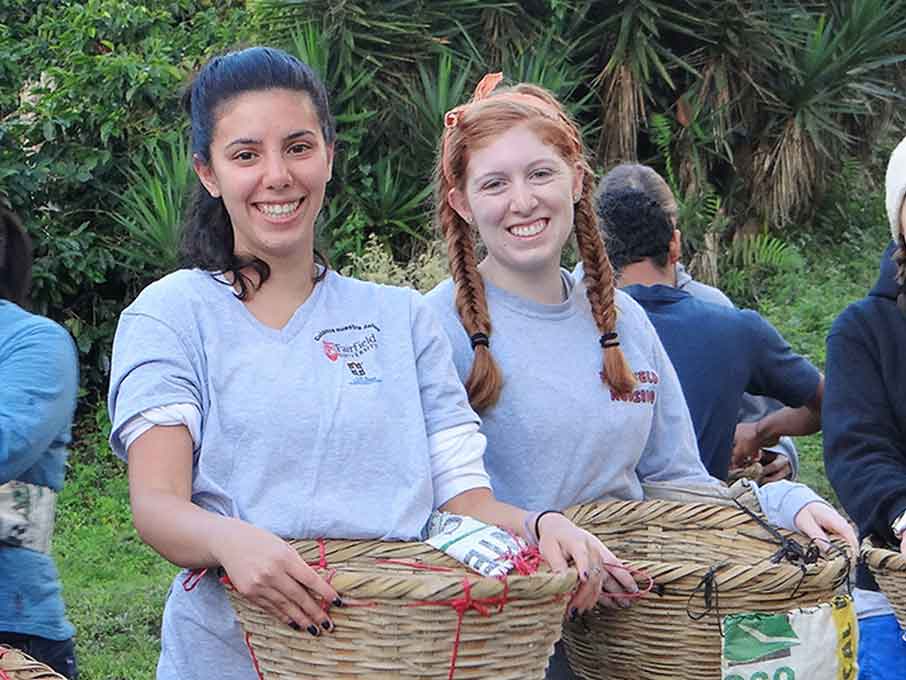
[
  {"x1": 731, "y1": 498, "x2": 817, "y2": 567},
  {"x1": 686, "y1": 565, "x2": 723, "y2": 635},
  {"x1": 732, "y1": 499, "x2": 855, "y2": 601}
]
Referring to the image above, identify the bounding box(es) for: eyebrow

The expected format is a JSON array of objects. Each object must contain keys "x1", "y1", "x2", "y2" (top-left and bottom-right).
[
  {"x1": 225, "y1": 129, "x2": 317, "y2": 150},
  {"x1": 472, "y1": 158, "x2": 559, "y2": 185}
]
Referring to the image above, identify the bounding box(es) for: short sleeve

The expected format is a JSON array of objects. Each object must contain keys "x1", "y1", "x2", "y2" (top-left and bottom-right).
[
  {"x1": 744, "y1": 311, "x2": 821, "y2": 406},
  {"x1": 107, "y1": 311, "x2": 204, "y2": 460},
  {"x1": 0, "y1": 319, "x2": 78, "y2": 485},
  {"x1": 409, "y1": 292, "x2": 480, "y2": 437}
]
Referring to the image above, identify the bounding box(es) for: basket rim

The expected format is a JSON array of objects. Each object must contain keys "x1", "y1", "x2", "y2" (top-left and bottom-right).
[
  {"x1": 565, "y1": 499, "x2": 852, "y2": 583},
  {"x1": 861, "y1": 535, "x2": 906, "y2": 570},
  {"x1": 226, "y1": 537, "x2": 579, "y2": 602}
]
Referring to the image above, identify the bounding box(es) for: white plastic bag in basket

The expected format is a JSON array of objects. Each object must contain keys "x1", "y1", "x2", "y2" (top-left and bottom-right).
[
  {"x1": 426, "y1": 511, "x2": 526, "y2": 578},
  {"x1": 721, "y1": 595, "x2": 858, "y2": 680}
]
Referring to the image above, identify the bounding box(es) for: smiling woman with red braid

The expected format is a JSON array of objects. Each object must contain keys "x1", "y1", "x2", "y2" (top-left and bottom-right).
[{"x1": 423, "y1": 74, "x2": 858, "y2": 680}]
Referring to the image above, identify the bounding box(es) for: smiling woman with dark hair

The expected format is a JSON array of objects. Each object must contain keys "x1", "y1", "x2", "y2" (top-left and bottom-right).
[{"x1": 0, "y1": 209, "x2": 80, "y2": 679}]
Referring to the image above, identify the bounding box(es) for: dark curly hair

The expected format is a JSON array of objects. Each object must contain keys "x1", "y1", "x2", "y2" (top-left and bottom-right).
[
  {"x1": 595, "y1": 163, "x2": 678, "y2": 273},
  {"x1": 181, "y1": 46, "x2": 333, "y2": 299},
  {"x1": 0, "y1": 209, "x2": 32, "y2": 306}
]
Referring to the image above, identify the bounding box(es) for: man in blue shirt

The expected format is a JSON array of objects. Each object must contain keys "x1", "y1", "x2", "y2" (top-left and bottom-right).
[
  {"x1": 0, "y1": 210, "x2": 79, "y2": 678},
  {"x1": 593, "y1": 169, "x2": 822, "y2": 481}
]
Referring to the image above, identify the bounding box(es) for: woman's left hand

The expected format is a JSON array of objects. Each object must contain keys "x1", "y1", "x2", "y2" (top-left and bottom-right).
[
  {"x1": 793, "y1": 501, "x2": 858, "y2": 556},
  {"x1": 537, "y1": 512, "x2": 638, "y2": 615}
]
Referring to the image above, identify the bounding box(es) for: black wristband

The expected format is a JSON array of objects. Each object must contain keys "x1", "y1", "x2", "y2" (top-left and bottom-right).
[{"x1": 534, "y1": 509, "x2": 565, "y2": 541}]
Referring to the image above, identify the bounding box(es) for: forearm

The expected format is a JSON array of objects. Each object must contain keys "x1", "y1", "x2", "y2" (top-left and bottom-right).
[
  {"x1": 130, "y1": 486, "x2": 239, "y2": 569},
  {"x1": 127, "y1": 425, "x2": 236, "y2": 569},
  {"x1": 754, "y1": 404, "x2": 820, "y2": 445},
  {"x1": 440, "y1": 487, "x2": 533, "y2": 542}
]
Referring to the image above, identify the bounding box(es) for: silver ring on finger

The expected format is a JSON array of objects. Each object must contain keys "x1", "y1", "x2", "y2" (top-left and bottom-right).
[{"x1": 590, "y1": 565, "x2": 603, "y2": 577}]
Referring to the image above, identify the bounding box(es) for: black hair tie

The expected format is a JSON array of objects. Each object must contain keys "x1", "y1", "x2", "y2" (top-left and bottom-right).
[
  {"x1": 600, "y1": 332, "x2": 619, "y2": 349},
  {"x1": 470, "y1": 332, "x2": 489, "y2": 349}
]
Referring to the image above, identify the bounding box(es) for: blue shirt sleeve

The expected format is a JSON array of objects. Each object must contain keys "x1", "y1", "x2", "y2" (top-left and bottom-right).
[
  {"x1": 742, "y1": 310, "x2": 821, "y2": 407},
  {"x1": 0, "y1": 318, "x2": 78, "y2": 484}
]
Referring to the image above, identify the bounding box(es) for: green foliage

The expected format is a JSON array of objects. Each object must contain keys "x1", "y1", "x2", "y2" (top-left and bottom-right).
[
  {"x1": 720, "y1": 233, "x2": 804, "y2": 305},
  {"x1": 0, "y1": 0, "x2": 250, "y2": 395},
  {"x1": 648, "y1": 111, "x2": 729, "y2": 274},
  {"x1": 4, "y1": 0, "x2": 903, "y2": 396},
  {"x1": 340, "y1": 233, "x2": 448, "y2": 292},
  {"x1": 111, "y1": 132, "x2": 192, "y2": 279}
]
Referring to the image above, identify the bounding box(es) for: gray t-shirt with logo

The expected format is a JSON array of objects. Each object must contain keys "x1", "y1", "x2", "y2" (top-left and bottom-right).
[
  {"x1": 108, "y1": 268, "x2": 479, "y2": 680},
  {"x1": 425, "y1": 272, "x2": 711, "y2": 510}
]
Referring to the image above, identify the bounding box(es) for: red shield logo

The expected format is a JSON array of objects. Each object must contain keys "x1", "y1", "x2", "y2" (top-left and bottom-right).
[{"x1": 322, "y1": 341, "x2": 339, "y2": 362}]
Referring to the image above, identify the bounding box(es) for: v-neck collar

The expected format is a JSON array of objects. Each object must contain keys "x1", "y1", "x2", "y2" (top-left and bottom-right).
[{"x1": 205, "y1": 269, "x2": 329, "y2": 343}]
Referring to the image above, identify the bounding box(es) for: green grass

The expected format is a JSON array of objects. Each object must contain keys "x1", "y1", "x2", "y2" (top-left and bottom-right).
[
  {"x1": 55, "y1": 408, "x2": 174, "y2": 679},
  {"x1": 742, "y1": 187, "x2": 891, "y2": 507},
  {"x1": 53, "y1": 179, "x2": 891, "y2": 675}
]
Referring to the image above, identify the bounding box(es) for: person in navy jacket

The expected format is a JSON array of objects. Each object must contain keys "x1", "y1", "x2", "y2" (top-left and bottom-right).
[{"x1": 823, "y1": 135, "x2": 906, "y2": 679}]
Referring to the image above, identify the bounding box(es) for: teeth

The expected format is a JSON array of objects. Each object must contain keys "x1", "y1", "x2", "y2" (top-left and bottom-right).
[
  {"x1": 258, "y1": 200, "x2": 301, "y2": 216},
  {"x1": 509, "y1": 220, "x2": 546, "y2": 237}
]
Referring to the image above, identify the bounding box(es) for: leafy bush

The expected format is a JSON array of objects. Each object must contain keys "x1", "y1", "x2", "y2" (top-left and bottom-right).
[
  {"x1": 340, "y1": 233, "x2": 448, "y2": 293},
  {"x1": 0, "y1": 0, "x2": 250, "y2": 395}
]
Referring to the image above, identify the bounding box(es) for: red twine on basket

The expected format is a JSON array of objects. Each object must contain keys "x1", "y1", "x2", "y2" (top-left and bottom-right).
[
  {"x1": 182, "y1": 567, "x2": 207, "y2": 592},
  {"x1": 407, "y1": 576, "x2": 510, "y2": 680},
  {"x1": 0, "y1": 646, "x2": 13, "y2": 680},
  {"x1": 244, "y1": 632, "x2": 265, "y2": 680},
  {"x1": 502, "y1": 544, "x2": 544, "y2": 576}
]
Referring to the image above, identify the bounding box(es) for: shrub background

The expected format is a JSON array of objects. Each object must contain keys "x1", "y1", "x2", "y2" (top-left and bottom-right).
[{"x1": 3, "y1": 0, "x2": 905, "y2": 397}]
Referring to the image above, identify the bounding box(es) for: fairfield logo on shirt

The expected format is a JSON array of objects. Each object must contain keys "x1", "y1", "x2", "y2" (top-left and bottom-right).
[
  {"x1": 314, "y1": 322, "x2": 383, "y2": 385},
  {"x1": 610, "y1": 370, "x2": 659, "y2": 404},
  {"x1": 322, "y1": 341, "x2": 340, "y2": 362}
]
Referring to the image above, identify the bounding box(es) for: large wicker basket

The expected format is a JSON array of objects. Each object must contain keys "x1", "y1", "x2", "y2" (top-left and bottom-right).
[
  {"x1": 562, "y1": 500, "x2": 851, "y2": 680},
  {"x1": 0, "y1": 646, "x2": 67, "y2": 680},
  {"x1": 227, "y1": 539, "x2": 577, "y2": 679},
  {"x1": 862, "y1": 535, "x2": 906, "y2": 630}
]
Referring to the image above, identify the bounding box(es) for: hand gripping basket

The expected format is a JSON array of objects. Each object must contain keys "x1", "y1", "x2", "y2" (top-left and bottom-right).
[
  {"x1": 0, "y1": 646, "x2": 67, "y2": 680},
  {"x1": 226, "y1": 539, "x2": 577, "y2": 679},
  {"x1": 861, "y1": 535, "x2": 906, "y2": 630},
  {"x1": 561, "y1": 499, "x2": 851, "y2": 680}
]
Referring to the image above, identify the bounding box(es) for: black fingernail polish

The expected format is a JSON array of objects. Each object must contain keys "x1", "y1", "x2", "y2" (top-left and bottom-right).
[
  {"x1": 583, "y1": 571, "x2": 589, "y2": 580},
  {"x1": 569, "y1": 607, "x2": 578, "y2": 621},
  {"x1": 307, "y1": 624, "x2": 319, "y2": 636},
  {"x1": 321, "y1": 620, "x2": 332, "y2": 631},
  {"x1": 332, "y1": 597, "x2": 344, "y2": 608},
  {"x1": 288, "y1": 620, "x2": 301, "y2": 631}
]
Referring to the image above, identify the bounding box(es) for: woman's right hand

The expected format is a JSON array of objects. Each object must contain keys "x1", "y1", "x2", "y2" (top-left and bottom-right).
[{"x1": 212, "y1": 518, "x2": 341, "y2": 636}]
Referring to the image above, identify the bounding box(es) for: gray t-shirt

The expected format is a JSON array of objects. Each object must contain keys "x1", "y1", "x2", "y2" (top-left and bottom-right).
[
  {"x1": 426, "y1": 271, "x2": 823, "y2": 680},
  {"x1": 108, "y1": 268, "x2": 479, "y2": 680},
  {"x1": 425, "y1": 272, "x2": 711, "y2": 510}
]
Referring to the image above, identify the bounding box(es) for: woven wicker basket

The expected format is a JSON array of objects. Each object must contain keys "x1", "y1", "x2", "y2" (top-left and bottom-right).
[
  {"x1": 561, "y1": 499, "x2": 851, "y2": 680},
  {"x1": 0, "y1": 646, "x2": 67, "y2": 680},
  {"x1": 862, "y1": 535, "x2": 906, "y2": 630},
  {"x1": 227, "y1": 539, "x2": 576, "y2": 679}
]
